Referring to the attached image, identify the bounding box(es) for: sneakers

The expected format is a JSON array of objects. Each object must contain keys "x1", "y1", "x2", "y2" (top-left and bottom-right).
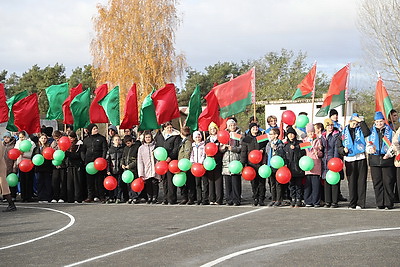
[
  {"x1": 324, "y1": 203, "x2": 331, "y2": 208},
  {"x1": 253, "y1": 199, "x2": 259, "y2": 206},
  {"x1": 268, "y1": 201, "x2": 275, "y2": 207},
  {"x1": 305, "y1": 204, "x2": 313, "y2": 207},
  {"x1": 274, "y1": 201, "x2": 282, "y2": 207},
  {"x1": 94, "y1": 197, "x2": 100, "y2": 202},
  {"x1": 51, "y1": 199, "x2": 57, "y2": 203},
  {"x1": 187, "y1": 200, "x2": 195, "y2": 205},
  {"x1": 179, "y1": 199, "x2": 188, "y2": 205},
  {"x1": 58, "y1": 199, "x2": 65, "y2": 203},
  {"x1": 3, "y1": 205, "x2": 17, "y2": 212},
  {"x1": 115, "y1": 199, "x2": 121, "y2": 204},
  {"x1": 127, "y1": 199, "x2": 133, "y2": 204},
  {"x1": 84, "y1": 198, "x2": 94, "y2": 203},
  {"x1": 355, "y1": 205, "x2": 362, "y2": 210}
]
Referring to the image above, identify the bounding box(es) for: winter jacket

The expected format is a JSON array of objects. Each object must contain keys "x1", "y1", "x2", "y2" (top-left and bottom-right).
[
  {"x1": 220, "y1": 129, "x2": 242, "y2": 175},
  {"x1": 264, "y1": 138, "x2": 284, "y2": 173},
  {"x1": 3, "y1": 137, "x2": 16, "y2": 175},
  {"x1": 106, "y1": 144, "x2": 124, "y2": 175},
  {"x1": 32, "y1": 145, "x2": 53, "y2": 173},
  {"x1": 303, "y1": 137, "x2": 323, "y2": 176},
  {"x1": 121, "y1": 141, "x2": 141, "y2": 175},
  {"x1": 282, "y1": 138, "x2": 306, "y2": 177},
  {"x1": 240, "y1": 131, "x2": 267, "y2": 169},
  {"x1": 137, "y1": 141, "x2": 160, "y2": 180},
  {"x1": 14, "y1": 137, "x2": 36, "y2": 165},
  {"x1": 190, "y1": 141, "x2": 206, "y2": 164},
  {"x1": 321, "y1": 130, "x2": 340, "y2": 179},
  {"x1": 65, "y1": 140, "x2": 84, "y2": 168},
  {"x1": 205, "y1": 135, "x2": 223, "y2": 163},
  {"x1": 82, "y1": 133, "x2": 108, "y2": 164},
  {"x1": 154, "y1": 129, "x2": 181, "y2": 160},
  {"x1": 178, "y1": 137, "x2": 192, "y2": 160}
]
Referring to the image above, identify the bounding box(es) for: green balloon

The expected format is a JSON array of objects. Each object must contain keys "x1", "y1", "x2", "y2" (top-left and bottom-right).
[
  {"x1": 53, "y1": 150, "x2": 65, "y2": 161},
  {"x1": 6, "y1": 173, "x2": 19, "y2": 187},
  {"x1": 270, "y1": 155, "x2": 284, "y2": 169},
  {"x1": 19, "y1": 140, "x2": 32, "y2": 153},
  {"x1": 296, "y1": 114, "x2": 310, "y2": 128},
  {"x1": 52, "y1": 159, "x2": 62, "y2": 166},
  {"x1": 203, "y1": 157, "x2": 216, "y2": 171},
  {"x1": 122, "y1": 170, "x2": 134, "y2": 183},
  {"x1": 326, "y1": 170, "x2": 340, "y2": 185},
  {"x1": 32, "y1": 154, "x2": 45, "y2": 166},
  {"x1": 172, "y1": 172, "x2": 187, "y2": 187},
  {"x1": 258, "y1": 164, "x2": 272, "y2": 178},
  {"x1": 178, "y1": 158, "x2": 192, "y2": 172},
  {"x1": 228, "y1": 160, "x2": 243, "y2": 174},
  {"x1": 86, "y1": 162, "x2": 98, "y2": 175},
  {"x1": 154, "y1": 147, "x2": 168, "y2": 161},
  {"x1": 299, "y1": 156, "x2": 314, "y2": 171}
]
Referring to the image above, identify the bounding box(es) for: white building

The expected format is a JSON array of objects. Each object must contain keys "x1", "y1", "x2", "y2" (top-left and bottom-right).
[{"x1": 257, "y1": 98, "x2": 355, "y2": 129}]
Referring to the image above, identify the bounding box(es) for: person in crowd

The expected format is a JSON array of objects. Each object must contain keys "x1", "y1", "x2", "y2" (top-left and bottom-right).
[
  {"x1": 337, "y1": 113, "x2": 370, "y2": 209},
  {"x1": 190, "y1": 131, "x2": 208, "y2": 205},
  {"x1": 206, "y1": 122, "x2": 223, "y2": 205},
  {"x1": 3, "y1": 132, "x2": 17, "y2": 200},
  {"x1": 50, "y1": 130, "x2": 67, "y2": 203},
  {"x1": 108, "y1": 125, "x2": 118, "y2": 148},
  {"x1": 178, "y1": 126, "x2": 194, "y2": 205},
  {"x1": 321, "y1": 118, "x2": 341, "y2": 208},
  {"x1": 83, "y1": 124, "x2": 108, "y2": 203},
  {"x1": 32, "y1": 133, "x2": 53, "y2": 203},
  {"x1": 154, "y1": 122, "x2": 181, "y2": 205},
  {"x1": 106, "y1": 135, "x2": 124, "y2": 203},
  {"x1": 329, "y1": 109, "x2": 343, "y2": 132},
  {"x1": 137, "y1": 131, "x2": 160, "y2": 204},
  {"x1": 282, "y1": 126, "x2": 306, "y2": 207},
  {"x1": 241, "y1": 122, "x2": 268, "y2": 206},
  {"x1": 221, "y1": 119, "x2": 242, "y2": 206},
  {"x1": 245, "y1": 116, "x2": 265, "y2": 134},
  {"x1": 64, "y1": 131, "x2": 84, "y2": 203},
  {"x1": 389, "y1": 124, "x2": 400, "y2": 203},
  {"x1": 65, "y1": 125, "x2": 74, "y2": 136},
  {"x1": 14, "y1": 131, "x2": 36, "y2": 202},
  {"x1": 303, "y1": 123, "x2": 323, "y2": 208},
  {"x1": 265, "y1": 115, "x2": 278, "y2": 134},
  {"x1": 388, "y1": 109, "x2": 398, "y2": 131},
  {"x1": 121, "y1": 134, "x2": 142, "y2": 203},
  {"x1": 265, "y1": 128, "x2": 284, "y2": 207},
  {"x1": 368, "y1": 111, "x2": 395, "y2": 209},
  {"x1": 1, "y1": 138, "x2": 16, "y2": 211},
  {"x1": 314, "y1": 123, "x2": 324, "y2": 138}
]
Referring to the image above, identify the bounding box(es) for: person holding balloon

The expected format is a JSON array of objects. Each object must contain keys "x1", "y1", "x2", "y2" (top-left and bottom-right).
[
  {"x1": 64, "y1": 131, "x2": 84, "y2": 203},
  {"x1": 177, "y1": 126, "x2": 195, "y2": 205},
  {"x1": 3, "y1": 132, "x2": 17, "y2": 201},
  {"x1": 50, "y1": 130, "x2": 68, "y2": 203},
  {"x1": 14, "y1": 131, "x2": 36, "y2": 202},
  {"x1": 106, "y1": 135, "x2": 124, "y2": 203},
  {"x1": 1, "y1": 138, "x2": 16, "y2": 211},
  {"x1": 137, "y1": 131, "x2": 161, "y2": 204},
  {"x1": 190, "y1": 131, "x2": 208, "y2": 205},
  {"x1": 220, "y1": 119, "x2": 242, "y2": 206},
  {"x1": 32, "y1": 133, "x2": 53, "y2": 203}
]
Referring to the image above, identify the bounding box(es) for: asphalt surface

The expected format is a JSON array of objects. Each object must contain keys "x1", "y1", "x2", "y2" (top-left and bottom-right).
[{"x1": 1, "y1": 180, "x2": 400, "y2": 266}]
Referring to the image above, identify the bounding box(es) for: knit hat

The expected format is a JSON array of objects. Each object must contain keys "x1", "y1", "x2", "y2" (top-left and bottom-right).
[
  {"x1": 374, "y1": 111, "x2": 384, "y2": 121},
  {"x1": 349, "y1": 113, "x2": 359, "y2": 121},
  {"x1": 108, "y1": 124, "x2": 118, "y2": 133},
  {"x1": 87, "y1": 123, "x2": 98, "y2": 135},
  {"x1": 324, "y1": 118, "x2": 334, "y2": 128},
  {"x1": 329, "y1": 109, "x2": 338, "y2": 117},
  {"x1": 208, "y1": 122, "x2": 219, "y2": 132},
  {"x1": 305, "y1": 123, "x2": 315, "y2": 133},
  {"x1": 227, "y1": 119, "x2": 236, "y2": 126},
  {"x1": 3, "y1": 132, "x2": 11, "y2": 138},
  {"x1": 248, "y1": 122, "x2": 259, "y2": 130},
  {"x1": 192, "y1": 131, "x2": 202, "y2": 139},
  {"x1": 286, "y1": 126, "x2": 297, "y2": 136}
]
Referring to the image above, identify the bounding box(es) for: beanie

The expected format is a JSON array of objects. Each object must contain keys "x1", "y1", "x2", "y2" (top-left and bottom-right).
[
  {"x1": 324, "y1": 118, "x2": 334, "y2": 128},
  {"x1": 248, "y1": 122, "x2": 259, "y2": 130},
  {"x1": 208, "y1": 122, "x2": 219, "y2": 132},
  {"x1": 329, "y1": 109, "x2": 338, "y2": 117},
  {"x1": 305, "y1": 123, "x2": 315, "y2": 133},
  {"x1": 374, "y1": 111, "x2": 384, "y2": 121},
  {"x1": 286, "y1": 127, "x2": 297, "y2": 136},
  {"x1": 87, "y1": 123, "x2": 98, "y2": 135}
]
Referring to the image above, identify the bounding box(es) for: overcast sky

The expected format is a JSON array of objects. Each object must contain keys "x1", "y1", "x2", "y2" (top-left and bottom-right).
[{"x1": 0, "y1": 0, "x2": 370, "y2": 89}]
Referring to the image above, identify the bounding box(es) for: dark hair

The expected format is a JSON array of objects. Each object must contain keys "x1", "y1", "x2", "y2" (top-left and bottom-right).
[
  {"x1": 52, "y1": 130, "x2": 62, "y2": 138},
  {"x1": 143, "y1": 131, "x2": 153, "y2": 142},
  {"x1": 163, "y1": 121, "x2": 173, "y2": 129},
  {"x1": 124, "y1": 135, "x2": 133, "y2": 143},
  {"x1": 180, "y1": 126, "x2": 191, "y2": 137},
  {"x1": 314, "y1": 122, "x2": 324, "y2": 131},
  {"x1": 270, "y1": 128, "x2": 280, "y2": 136},
  {"x1": 18, "y1": 131, "x2": 27, "y2": 137},
  {"x1": 299, "y1": 112, "x2": 308, "y2": 116},
  {"x1": 248, "y1": 116, "x2": 257, "y2": 123},
  {"x1": 68, "y1": 131, "x2": 77, "y2": 139}
]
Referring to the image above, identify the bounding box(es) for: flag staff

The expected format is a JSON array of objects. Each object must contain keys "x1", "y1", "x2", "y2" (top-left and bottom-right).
[
  {"x1": 343, "y1": 63, "x2": 351, "y2": 126},
  {"x1": 311, "y1": 61, "x2": 317, "y2": 124}
]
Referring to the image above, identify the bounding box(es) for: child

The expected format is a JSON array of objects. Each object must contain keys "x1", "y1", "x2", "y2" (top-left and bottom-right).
[
  {"x1": 190, "y1": 131, "x2": 208, "y2": 205},
  {"x1": 206, "y1": 122, "x2": 223, "y2": 205},
  {"x1": 121, "y1": 135, "x2": 142, "y2": 204},
  {"x1": 32, "y1": 133, "x2": 53, "y2": 203},
  {"x1": 177, "y1": 126, "x2": 194, "y2": 205},
  {"x1": 282, "y1": 127, "x2": 306, "y2": 207},
  {"x1": 137, "y1": 131, "x2": 160, "y2": 204},
  {"x1": 303, "y1": 123, "x2": 323, "y2": 207},
  {"x1": 64, "y1": 131, "x2": 84, "y2": 203},
  {"x1": 265, "y1": 128, "x2": 284, "y2": 207},
  {"x1": 50, "y1": 130, "x2": 67, "y2": 203},
  {"x1": 106, "y1": 135, "x2": 125, "y2": 203}
]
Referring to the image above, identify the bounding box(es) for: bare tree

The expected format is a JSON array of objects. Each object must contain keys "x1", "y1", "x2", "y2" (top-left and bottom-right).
[{"x1": 358, "y1": 0, "x2": 400, "y2": 90}]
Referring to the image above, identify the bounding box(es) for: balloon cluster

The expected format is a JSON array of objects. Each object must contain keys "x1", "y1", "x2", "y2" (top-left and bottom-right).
[
  {"x1": 326, "y1": 158, "x2": 343, "y2": 185},
  {"x1": 86, "y1": 157, "x2": 108, "y2": 175}
]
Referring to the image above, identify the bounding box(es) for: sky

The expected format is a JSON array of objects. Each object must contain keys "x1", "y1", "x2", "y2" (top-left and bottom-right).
[{"x1": 0, "y1": 0, "x2": 370, "y2": 89}]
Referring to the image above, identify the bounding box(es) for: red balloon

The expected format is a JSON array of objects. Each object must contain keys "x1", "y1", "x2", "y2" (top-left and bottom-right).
[
  {"x1": 217, "y1": 130, "x2": 230, "y2": 144},
  {"x1": 248, "y1": 150, "x2": 263, "y2": 164},
  {"x1": 103, "y1": 176, "x2": 117, "y2": 190},
  {"x1": 8, "y1": 148, "x2": 21, "y2": 160},
  {"x1": 58, "y1": 136, "x2": 71, "y2": 151},
  {"x1": 42, "y1": 147, "x2": 55, "y2": 160},
  {"x1": 131, "y1": 178, "x2": 145, "y2": 192},
  {"x1": 155, "y1": 161, "x2": 169, "y2": 175},
  {"x1": 205, "y1": 142, "x2": 218, "y2": 157},
  {"x1": 242, "y1": 166, "x2": 256, "y2": 181},
  {"x1": 276, "y1": 166, "x2": 292, "y2": 184},
  {"x1": 328, "y1": 158, "x2": 343, "y2": 172},
  {"x1": 19, "y1": 159, "x2": 34, "y2": 172},
  {"x1": 191, "y1": 163, "x2": 206, "y2": 177},
  {"x1": 282, "y1": 110, "x2": 296, "y2": 126},
  {"x1": 168, "y1": 160, "x2": 180, "y2": 174},
  {"x1": 94, "y1": 157, "x2": 108, "y2": 171}
]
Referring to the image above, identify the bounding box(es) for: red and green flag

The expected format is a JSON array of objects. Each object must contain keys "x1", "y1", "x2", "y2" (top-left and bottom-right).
[
  {"x1": 375, "y1": 76, "x2": 393, "y2": 124},
  {"x1": 230, "y1": 132, "x2": 242, "y2": 141},
  {"x1": 99, "y1": 86, "x2": 120, "y2": 126},
  {"x1": 62, "y1": 84, "x2": 83, "y2": 125},
  {"x1": 89, "y1": 84, "x2": 108, "y2": 123},
  {"x1": 300, "y1": 142, "x2": 312, "y2": 150},
  {"x1": 0, "y1": 83, "x2": 8, "y2": 123},
  {"x1": 45, "y1": 83, "x2": 69, "y2": 120},
  {"x1": 138, "y1": 90, "x2": 160, "y2": 131},
  {"x1": 316, "y1": 64, "x2": 350, "y2": 117},
  {"x1": 256, "y1": 134, "x2": 269, "y2": 143},
  {"x1": 151, "y1": 83, "x2": 180, "y2": 125},
  {"x1": 70, "y1": 89, "x2": 91, "y2": 130},
  {"x1": 6, "y1": 90, "x2": 28, "y2": 132},
  {"x1": 212, "y1": 67, "x2": 255, "y2": 118},
  {"x1": 185, "y1": 85, "x2": 202, "y2": 131},
  {"x1": 120, "y1": 84, "x2": 139, "y2": 129},
  {"x1": 292, "y1": 63, "x2": 316, "y2": 100},
  {"x1": 383, "y1": 136, "x2": 391, "y2": 147},
  {"x1": 13, "y1": 93, "x2": 41, "y2": 134},
  {"x1": 198, "y1": 85, "x2": 223, "y2": 131}
]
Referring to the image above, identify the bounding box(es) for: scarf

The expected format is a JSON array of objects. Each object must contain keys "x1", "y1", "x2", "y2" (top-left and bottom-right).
[
  {"x1": 368, "y1": 125, "x2": 392, "y2": 155},
  {"x1": 343, "y1": 125, "x2": 366, "y2": 157}
]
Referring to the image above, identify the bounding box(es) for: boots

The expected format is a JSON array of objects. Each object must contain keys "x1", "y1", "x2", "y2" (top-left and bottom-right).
[{"x1": 3, "y1": 194, "x2": 16, "y2": 212}]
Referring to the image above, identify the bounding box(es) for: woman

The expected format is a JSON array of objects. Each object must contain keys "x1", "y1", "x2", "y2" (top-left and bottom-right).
[
  {"x1": 3, "y1": 132, "x2": 17, "y2": 200},
  {"x1": 221, "y1": 119, "x2": 242, "y2": 206},
  {"x1": 65, "y1": 131, "x2": 84, "y2": 203},
  {"x1": 50, "y1": 130, "x2": 67, "y2": 203},
  {"x1": 206, "y1": 122, "x2": 223, "y2": 205},
  {"x1": 32, "y1": 133, "x2": 53, "y2": 203},
  {"x1": 1, "y1": 138, "x2": 16, "y2": 211}
]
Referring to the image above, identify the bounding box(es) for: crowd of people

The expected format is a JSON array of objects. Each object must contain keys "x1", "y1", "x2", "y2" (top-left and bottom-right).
[{"x1": 1, "y1": 108, "x2": 400, "y2": 212}]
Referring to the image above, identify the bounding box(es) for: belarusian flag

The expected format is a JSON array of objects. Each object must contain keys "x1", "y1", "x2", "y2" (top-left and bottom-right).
[
  {"x1": 138, "y1": 90, "x2": 160, "y2": 131},
  {"x1": 198, "y1": 85, "x2": 223, "y2": 131},
  {"x1": 316, "y1": 64, "x2": 350, "y2": 117},
  {"x1": 70, "y1": 89, "x2": 91, "y2": 130},
  {"x1": 185, "y1": 85, "x2": 202, "y2": 131},
  {"x1": 151, "y1": 83, "x2": 180, "y2": 125},
  {"x1": 13, "y1": 93, "x2": 41, "y2": 134},
  {"x1": 256, "y1": 134, "x2": 269, "y2": 143},
  {"x1": 0, "y1": 83, "x2": 8, "y2": 123},
  {"x1": 292, "y1": 63, "x2": 316, "y2": 100},
  {"x1": 375, "y1": 75, "x2": 393, "y2": 124},
  {"x1": 230, "y1": 132, "x2": 242, "y2": 141},
  {"x1": 382, "y1": 136, "x2": 391, "y2": 147},
  {"x1": 89, "y1": 84, "x2": 108, "y2": 123},
  {"x1": 45, "y1": 83, "x2": 69, "y2": 120},
  {"x1": 300, "y1": 142, "x2": 312, "y2": 150},
  {"x1": 120, "y1": 84, "x2": 139, "y2": 129},
  {"x1": 99, "y1": 86, "x2": 120, "y2": 126},
  {"x1": 62, "y1": 84, "x2": 82, "y2": 125},
  {"x1": 212, "y1": 67, "x2": 255, "y2": 118},
  {"x1": 6, "y1": 91, "x2": 28, "y2": 132}
]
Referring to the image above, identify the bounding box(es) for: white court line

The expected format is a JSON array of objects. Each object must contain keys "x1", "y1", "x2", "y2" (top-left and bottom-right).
[
  {"x1": 65, "y1": 208, "x2": 265, "y2": 267},
  {"x1": 201, "y1": 226, "x2": 400, "y2": 267},
  {"x1": 0, "y1": 206, "x2": 76, "y2": 250}
]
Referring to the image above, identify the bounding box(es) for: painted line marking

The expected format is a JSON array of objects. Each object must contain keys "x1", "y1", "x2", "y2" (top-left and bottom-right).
[
  {"x1": 0, "y1": 206, "x2": 76, "y2": 250},
  {"x1": 200, "y1": 226, "x2": 400, "y2": 267},
  {"x1": 65, "y1": 208, "x2": 265, "y2": 267}
]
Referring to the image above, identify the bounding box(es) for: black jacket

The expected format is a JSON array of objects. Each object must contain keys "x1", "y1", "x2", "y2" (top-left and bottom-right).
[
  {"x1": 83, "y1": 133, "x2": 108, "y2": 164},
  {"x1": 240, "y1": 132, "x2": 267, "y2": 169},
  {"x1": 282, "y1": 138, "x2": 306, "y2": 177},
  {"x1": 107, "y1": 145, "x2": 124, "y2": 175},
  {"x1": 154, "y1": 131, "x2": 181, "y2": 160}
]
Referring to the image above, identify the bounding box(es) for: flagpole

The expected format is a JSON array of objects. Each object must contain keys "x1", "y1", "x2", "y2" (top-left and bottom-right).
[
  {"x1": 344, "y1": 63, "x2": 351, "y2": 126},
  {"x1": 311, "y1": 61, "x2": 317, "y2": 124},
  {"x1": 252, "y1": 67, "x2": 256, "y2": 122}
]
